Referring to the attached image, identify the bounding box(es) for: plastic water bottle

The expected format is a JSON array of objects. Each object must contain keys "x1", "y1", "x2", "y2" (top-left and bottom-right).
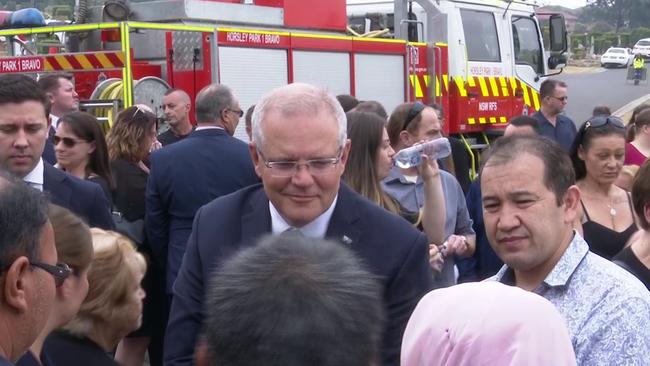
[{"x1": 393, "y1": 138, "x2": 452, "y2": 169}]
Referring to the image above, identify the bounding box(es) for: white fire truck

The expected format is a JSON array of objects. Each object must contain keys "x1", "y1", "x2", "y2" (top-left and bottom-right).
[{"x1": 0, "y1": 0, "x2": 566, "y2": 167}]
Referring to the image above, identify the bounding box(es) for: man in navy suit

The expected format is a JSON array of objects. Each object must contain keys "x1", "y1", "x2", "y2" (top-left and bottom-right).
[
  {"x1": 0, "y1": 74, "x2": 112, "y2": 229},
  {"x1": 146, "y1": 83, "x2": 259, "y2": 296},
  {"x1": 164, "y1": 83, "x2": 433, "y2": 366}
]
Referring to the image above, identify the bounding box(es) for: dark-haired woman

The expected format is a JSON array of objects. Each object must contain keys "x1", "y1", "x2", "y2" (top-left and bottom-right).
[
  {"x1": 343, "y1": 111, "x2": 446, "y2": 273},
  {"x1": 613, "y1": 160, "x2": 650, "y2": 290},
  {"x1": 570, "y1": 116, "x2": 637, "y2": 260},
  {"x1": 54, "y1": 111, "x2": 113, "y2": 203},
  {"x1": 625, "y1": 107, "x2": 650, "y2": 166}
]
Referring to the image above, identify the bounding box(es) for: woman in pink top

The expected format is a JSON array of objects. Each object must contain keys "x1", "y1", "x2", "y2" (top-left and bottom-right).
[
  {"x1": 401, "y1": 282, "x2": 576, "y2": 366},
  {"x1": 625, "y1": 107, "x2": 650, "y2": 166}
]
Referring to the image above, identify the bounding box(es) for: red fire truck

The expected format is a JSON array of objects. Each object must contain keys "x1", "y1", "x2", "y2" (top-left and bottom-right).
[{"x1": 0, "y1": 0, "x2": 567, "y2": 172}]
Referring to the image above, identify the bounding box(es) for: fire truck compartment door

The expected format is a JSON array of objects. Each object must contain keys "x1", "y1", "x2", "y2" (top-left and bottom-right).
[
  {"x1": 354, "y1": 53, "x2": 405, "y2": 115},
  {"x1": 218, "y1": 46, "x2": 288, "y2": 142},
  {"x1": 293, "y1": 50, "x2": 350, "y2": 96}
]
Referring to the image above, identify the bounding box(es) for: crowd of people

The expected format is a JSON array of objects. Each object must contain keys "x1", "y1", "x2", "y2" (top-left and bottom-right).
[{"x1": 0, "y1": 71, "x2": 649, "y2": 366}]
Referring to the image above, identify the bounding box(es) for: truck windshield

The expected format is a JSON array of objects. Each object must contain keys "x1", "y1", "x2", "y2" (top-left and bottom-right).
[
  {"x1": 460, "y1": 9, "x2": 501, "y2": 63},
  {"x1": 512, "y1": 16, "x2": 543, "y2": 74}
]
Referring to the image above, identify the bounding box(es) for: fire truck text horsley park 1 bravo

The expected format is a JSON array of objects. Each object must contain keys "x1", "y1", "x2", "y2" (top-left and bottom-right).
[{"x1": 0, "y1": 0, "x2": 567, "y2": 168}]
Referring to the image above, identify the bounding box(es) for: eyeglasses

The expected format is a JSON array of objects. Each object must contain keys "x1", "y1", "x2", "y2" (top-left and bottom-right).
[
  {"x1": 402, "y1": 102, "x2": 426, "y2": 131},
  {"x1": 30, "y1": 261, "x2": 71, "y2": 287},
  {"x1": 257, "y1": 149, "x2": 343, "y2": 177},
  {"x1": 585, "y1": 116, "x2": 625, "y2": 130},
  {"x1": 226, "y1": 108, "x2": 244, "y2": 118},
  {"x1": 550, "y1": 96, "x2": 568, "y2": 102},
  {"x1": 53, "y1": 135, "x2": 85, "y2": 148}
]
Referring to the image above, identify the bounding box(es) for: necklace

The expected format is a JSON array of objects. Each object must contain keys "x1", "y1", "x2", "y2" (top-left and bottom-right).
[{"x1": 607, "y1": 203, "x2": 617, "y2": 217}]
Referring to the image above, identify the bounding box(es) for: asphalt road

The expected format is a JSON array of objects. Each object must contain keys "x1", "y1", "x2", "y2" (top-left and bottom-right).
[{"x1": 557, "y1": 67, "x2": 650, "y2": 127}]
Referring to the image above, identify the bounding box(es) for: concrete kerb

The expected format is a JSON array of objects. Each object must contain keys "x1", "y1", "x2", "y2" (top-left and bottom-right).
[{"x1": 613, "y1": 94, "x2": 650, "y2": 123}]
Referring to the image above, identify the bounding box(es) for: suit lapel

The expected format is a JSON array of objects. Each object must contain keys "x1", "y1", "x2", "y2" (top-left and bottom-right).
[
  {"x1": 240, "y1": 187, "x2": 272, "y2": 244},
  {"x1": 326, "y1": 184, "x2": 362, "y2": 247},
  {"x1": 43, "y1": 163, "x2": 72, "y2": 207}
]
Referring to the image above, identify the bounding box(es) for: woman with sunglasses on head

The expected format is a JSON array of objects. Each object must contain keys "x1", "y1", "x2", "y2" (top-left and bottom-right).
[
  {"x1": 570, "y1": 115, "x2": 637, "y2": 260},
  {"x1": 624, "y1": 107, "x2": 650, "y2": 166},
  {"x1": 54, "y1": 111, "x2": 113, "y2": 205},
  {"x1": 17, "y1": 204, "x2": 93, "y2": 366},
  {"x1": 343, "y1": 111, "x2": 446, "y2": 272},
  {"x1": 44, "y1": 229, "x2": 146, "y2": 366},
  {"x1": 106, "y1": 105, "x2": 163, "y2": 366}
]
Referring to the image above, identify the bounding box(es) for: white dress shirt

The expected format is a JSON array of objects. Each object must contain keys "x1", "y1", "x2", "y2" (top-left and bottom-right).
[
  {"x1": 270, "y1": 195, "x2": 338, "y2": 239},
  {"x1": 23, "y1": 157, "x2": 45, "y2": 191}
]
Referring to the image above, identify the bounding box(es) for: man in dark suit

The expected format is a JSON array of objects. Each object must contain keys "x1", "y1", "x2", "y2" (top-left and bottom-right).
[
  {"x1": 38, "y1": 73, "x2": 79, "y2": 165},
  {"x1": 146, "y1": 83, "x2": 259, "y2": 296},
  {"x1": 164, "y1": 83, "x2": 433, "y2": 366},
  {"x1": 0, "y1": 74, "x2": 113, "y2": 229}
]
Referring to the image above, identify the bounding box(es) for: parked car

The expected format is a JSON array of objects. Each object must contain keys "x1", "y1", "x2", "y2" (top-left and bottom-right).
[
  {"x1": 633, "y1": 38, "x2": 650, "y2": 58},
  {"x1": 600, "y1": 47, "x2": 633, "y2": 68}
]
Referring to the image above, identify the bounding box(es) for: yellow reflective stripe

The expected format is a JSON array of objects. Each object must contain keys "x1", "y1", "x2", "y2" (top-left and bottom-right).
[
  {"x1": 499, "y1": 77, "x2": 509, "y2": 97},
  {"x1": 489, "y1": 117, "x2": 497, "y2": 124},
  {"x1": 0, "y1": 22, "x2": 119, "y2": 36},
  {"x1": 532, "y1": 91, "x2": 540, "y2": 110},
  {"x1": 44, "y1": 58, "x2": 53, "y2": 71},
  {"x1": 453, "y1": 76, "x2": 467, "y2": 97},
  {"x1": 95, "y1": 53, "x2": 113, "y2": 68},
  {"x1": 488, "y1": 77, "x2": 499, "y2": 97},
  {"x1": 521, "y1": 82, "x2": 531, "y2": 107},
  {"x1": 443, "y1": 75, "x2": 448, "y2": 92},
  {"x1": 468, "y1": 118, "x2": 476, "y2": 125},
  {"x1": 351, "y1": 36, "x2": 404, "y2": 43},
  {"x1": 54, "y1": 55, "x2": 73, "y2": 70},
  {"x1": 129, "y1": 21, "x2": 213, "y2": 33},
  {"x1": 410, "y1": 75, "x2": 423, "y2": 98},
  {"x1": 509, "y1": 77, "x2": 518, "y2": 94},
  {"x1": 478, "y1": 77, "x2": 489, "y2": 97},
  {"x1": 76, "y1": 54, "x2": 93, "y2": 69},
  {"x1": 479, "y1": 117, "x2": 487, "y2": 124},
  {"x1": 219, "y1": 27, "x2": 289, "y2": 36},
  {"x1": 121, "y1": 22, "x2": 132, "y2": 108},
  {"x1": 423, "y1": 75, "x2": 430, "y2": 87},
  {"x1": 500, "y1": 116, "x2": 507, "y2": 123},
  {"x1": 435, "y1": 42, "x2": 448, "y2": 47},
  {"x1": 467, "y1": 76, "x2": 476, "y2": 87},
  {"x1": 408, "y1": 42, "x2": 427, "y2": 46}
]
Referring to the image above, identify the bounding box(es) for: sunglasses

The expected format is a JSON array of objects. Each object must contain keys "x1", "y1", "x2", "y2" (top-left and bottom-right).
[
  {"x1": 53, "y1": 135, "x2": 85, "y2": 148},
  {"x1": 584, "y1": 116, "x2": 625, "y2": 130},
  {"x1": 30, "y1": 261, "x2": 72, "y2": 287},
  {"x1": 402, "y1": 102, "x2": 426, "y2": 131}
]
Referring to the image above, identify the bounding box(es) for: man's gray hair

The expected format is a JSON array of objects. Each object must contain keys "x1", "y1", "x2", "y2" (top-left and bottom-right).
[
  {"x1": 195, "y1": 84, "x2": 234, "y2": 123},
  {"x1": 251, "y1": 83, "x2": 347, "y2": 149}
]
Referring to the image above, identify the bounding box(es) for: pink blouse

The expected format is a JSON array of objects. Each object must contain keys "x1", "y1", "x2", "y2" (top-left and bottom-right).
[{"x1": 625, "y1": 143, "x2": 648, "y2": 166}]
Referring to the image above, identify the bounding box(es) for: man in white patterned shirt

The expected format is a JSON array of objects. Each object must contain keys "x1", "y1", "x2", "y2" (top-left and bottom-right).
[{"x1": 481, "y1": 135, "x2": 650, "y2": 366}]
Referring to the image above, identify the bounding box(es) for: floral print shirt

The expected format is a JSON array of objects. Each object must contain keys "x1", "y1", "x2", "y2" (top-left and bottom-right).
[{"x1": 493, "y1": 233, "x2": 650, "y2": 366}]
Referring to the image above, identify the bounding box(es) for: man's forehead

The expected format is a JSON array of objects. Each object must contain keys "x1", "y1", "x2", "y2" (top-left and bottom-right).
[{"x1": 482, "y1": 154, "x2": 545, "y2": 186}]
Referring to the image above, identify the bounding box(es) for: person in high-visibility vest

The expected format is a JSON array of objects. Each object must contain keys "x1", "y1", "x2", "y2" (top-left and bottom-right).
[{"x1": 633, "y1": 54, "x2": 645, "y2": 85}]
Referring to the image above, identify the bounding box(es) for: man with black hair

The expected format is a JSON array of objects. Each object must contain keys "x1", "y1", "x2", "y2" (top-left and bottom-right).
[
  {"x1": 196, "y1": 234, "x2": 384, "y2": 366},
  {"x1": 0, "y1": 74, "x2": 113, "y2": 229},
  {"x1": 0, "y1": 173, "x2": 62, "y2": 365}
]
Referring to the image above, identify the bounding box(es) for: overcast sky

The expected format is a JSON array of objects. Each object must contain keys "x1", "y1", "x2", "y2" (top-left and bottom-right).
[{"x1": 542, "y1": 0, "x2": 588, "y2": 9}]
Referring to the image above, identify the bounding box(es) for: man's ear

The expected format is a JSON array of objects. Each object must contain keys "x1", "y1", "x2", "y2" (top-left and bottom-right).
[
  {"x1": 249, "y1": 143, "x2": 263, "y2": 178},
  {"x1": 398, "y1": 130, "x2": 411, "y2": 148},
  {"x1": 3, "y1": 256, "x2": 31, "y2": 313},
  {"x1": 563, "y1": 185, "x2": 581, "y2": 224}
]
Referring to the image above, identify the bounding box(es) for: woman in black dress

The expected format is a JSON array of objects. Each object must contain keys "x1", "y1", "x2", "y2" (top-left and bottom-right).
[
  {"x1": 105, "y1": 105, "x2": 164, "y2": 366},
  {"x1": 570, "y1": 115, "x2": 637, "y2": 260},
  {"x1": 613, "y1": 160, "x2": 650, "y2": 290}
]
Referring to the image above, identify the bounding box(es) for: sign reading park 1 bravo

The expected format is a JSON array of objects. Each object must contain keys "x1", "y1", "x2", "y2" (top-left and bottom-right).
[{"x1": 0, "y1": 56, "x2": 44, "y2": 73}]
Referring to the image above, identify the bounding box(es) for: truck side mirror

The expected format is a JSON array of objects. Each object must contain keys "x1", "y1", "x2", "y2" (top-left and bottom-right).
[
  {"x1": 548, "y1": 54, "x2": 567, "y2": 70},
  {"x1": 549, "y1": 14, "x2": 567, "y2": 54}
]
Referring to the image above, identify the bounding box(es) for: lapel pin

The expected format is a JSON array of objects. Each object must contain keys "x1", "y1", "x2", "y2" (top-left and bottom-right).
[{"x1": 341, "y1": 235, "x2": 352, "y2": 245}]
